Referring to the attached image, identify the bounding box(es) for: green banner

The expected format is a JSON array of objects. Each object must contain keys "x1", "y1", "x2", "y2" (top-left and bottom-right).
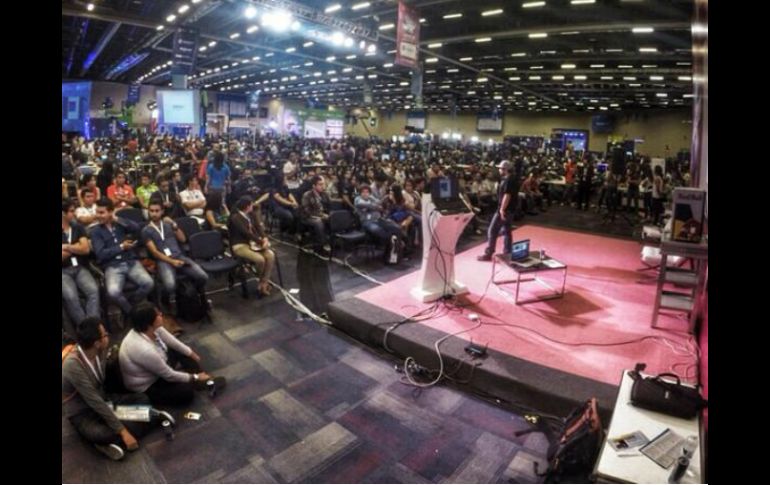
[{"x1": 296, "y1": 107, "x2": 345, "y2": 123}]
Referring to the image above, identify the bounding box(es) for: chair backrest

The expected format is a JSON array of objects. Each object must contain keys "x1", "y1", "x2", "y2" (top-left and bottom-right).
[
  {"x1": 190, "y1": 231, "x2": 225, "y2": 261},
  {"x1": 329, "y1": 210, "x2": 356, "y2": 233},
  {"x1": 175, "y1": 216, "x2": 202, "y2": 238},
  {"x1": 116, "y1": 207, "x2": 145, "y2": 223},
  {"x1": 188, "y1": 230, "x2": 225, "y2": 260}
]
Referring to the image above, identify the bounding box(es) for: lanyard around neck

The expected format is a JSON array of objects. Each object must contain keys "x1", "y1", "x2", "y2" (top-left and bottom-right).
[
  {"x1": 150, "y1": 221, "x2": 165, "y2": 240},
  {"x1": 76, "y1": 345, "x2": 103, "y2": 383}
]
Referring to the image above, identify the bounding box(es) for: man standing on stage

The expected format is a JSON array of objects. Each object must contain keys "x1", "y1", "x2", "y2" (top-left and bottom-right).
[{"x1": 477, "y1": 160, "x2": 519, "y2": 261}]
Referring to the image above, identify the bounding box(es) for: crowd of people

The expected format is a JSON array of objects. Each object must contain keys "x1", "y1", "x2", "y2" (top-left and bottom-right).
[
  {"x1": 62, "y1": 131, "x2": 690, "y2": 460},
  {"x1": 63, "y1": 132, "x2": 691, "y2": 328}
]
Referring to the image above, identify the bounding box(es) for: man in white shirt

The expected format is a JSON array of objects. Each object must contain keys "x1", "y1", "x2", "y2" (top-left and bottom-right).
[
  {"x1": 179, "y1": 176, "x2": 206, "y2": 223},
  {"x1": 119, "y1": 302, "x2": 225, "y2": 407},
  {"x1": 282, "y1": 152, "x2": 299, "y2": 179},
  {"x1": 76, "y1": 188, "x2": 99, "y2": 228}
]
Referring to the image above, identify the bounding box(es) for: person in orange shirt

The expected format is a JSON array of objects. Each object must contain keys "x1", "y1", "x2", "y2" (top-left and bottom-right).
[{"x1": 106, "y1": 172, "x2": 138, "y2": 209}]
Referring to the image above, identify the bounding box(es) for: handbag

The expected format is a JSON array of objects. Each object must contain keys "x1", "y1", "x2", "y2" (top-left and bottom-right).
[{"x1": 628, "y1": 363, "x2": 707, "y2": 420}]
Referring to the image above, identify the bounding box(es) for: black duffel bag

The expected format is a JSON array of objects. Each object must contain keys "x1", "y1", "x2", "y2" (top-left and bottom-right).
[{"x1": 628, "y1": 363, "x2": 708, "y2": 419}]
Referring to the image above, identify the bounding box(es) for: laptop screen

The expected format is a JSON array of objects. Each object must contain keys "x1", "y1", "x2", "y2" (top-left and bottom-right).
[
  {"x1": 431, "y1": 176, "x2": 459, "y2": 202},
  {"x1": 511, "y1": 240, "x2": 530, "y2": 260}
]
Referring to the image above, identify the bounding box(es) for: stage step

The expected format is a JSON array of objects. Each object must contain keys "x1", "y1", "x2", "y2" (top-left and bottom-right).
[
  {"x1": 664, "y1": 268, "x2": 698, "y2": 287},
  {"x1": 660, "y1": 291, "x2": 694, "y2": 312}
]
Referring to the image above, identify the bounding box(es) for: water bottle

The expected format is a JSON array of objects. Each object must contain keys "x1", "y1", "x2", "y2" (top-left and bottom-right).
[
  {"x1": 682, "y1": 435, "x2": 698, "y2": 459},
  {"x1": 162, "y1": 420, "x2": 174, "y2": 441},
  {"x1": 668, "y1": 456, "x2": 689, "y2": 483}
]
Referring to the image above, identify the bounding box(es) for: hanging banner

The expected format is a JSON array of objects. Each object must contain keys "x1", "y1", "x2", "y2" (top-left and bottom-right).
[
  {"x1": 126, "y1": 84, "x2": 141, "y2": 106},
  {"x1": 411, "y1": 68, "x2": 423, "y2": 108},
  {"x1": 395, "y1": 1, "x2": 420, "y2": 69},
  {"x1": 171, "y1": 27, "x2": 199, "y2": 75}
]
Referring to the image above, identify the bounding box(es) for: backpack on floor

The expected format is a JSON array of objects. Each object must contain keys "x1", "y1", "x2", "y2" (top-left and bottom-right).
[
  {"x1": 176, "y1": 279, "x2": 206, "y2": 323},
  {"x1": 384, "y1": 234, "x2": 404, "y2": 265},
  {"x1": 517, "y1": 398, "x2": 604, "y2": 483}
]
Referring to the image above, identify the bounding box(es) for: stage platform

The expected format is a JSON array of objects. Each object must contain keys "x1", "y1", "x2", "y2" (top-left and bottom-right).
[{"x1": 328, "y1": 226, "x2": 700, "y2": 422}]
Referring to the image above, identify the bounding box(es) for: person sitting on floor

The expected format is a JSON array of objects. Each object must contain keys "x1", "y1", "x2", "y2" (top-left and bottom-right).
[
  {"x1": 119, "y1": 302, "x2": 225, "y2": 407},
  {"x1": 228, "y1": 196, "x2": 276, "y2": 296},
  {"x1": 141, "y1": 201, "x2": 209, "y2": 314},
  {"x1": 63, "y1": 317, "x2": 171, "y2": 461}
]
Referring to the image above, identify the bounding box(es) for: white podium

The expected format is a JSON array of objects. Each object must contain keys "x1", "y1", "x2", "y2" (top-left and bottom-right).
[{"x1": 411, "y1": 193, "x2": 475, "y2": 303}]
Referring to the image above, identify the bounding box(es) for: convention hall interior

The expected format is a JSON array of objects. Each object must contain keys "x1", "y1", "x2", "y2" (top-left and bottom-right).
[{"x1": 61, "y1": 0, "x2": 708, "y2": 482}]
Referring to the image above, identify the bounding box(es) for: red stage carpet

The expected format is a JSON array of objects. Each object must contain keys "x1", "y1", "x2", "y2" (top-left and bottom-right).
[{"x1": 356, "y1": 226, "x2": 700, "y2": 387}]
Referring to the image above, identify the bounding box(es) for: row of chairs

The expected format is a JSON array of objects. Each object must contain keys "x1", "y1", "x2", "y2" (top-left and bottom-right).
[{"x1": 64, "y1": 214, "x2": 284, "y2": 335}]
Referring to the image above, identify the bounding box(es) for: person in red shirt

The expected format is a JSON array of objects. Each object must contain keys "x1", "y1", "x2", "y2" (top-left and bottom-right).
[
  {"x1": 106, "y1": 172, "x2": 138, "y2": 209},
  {"x1": 562, "y1": 158, "x2": 578, "y2": 206},
  {"x1": 126, "y1": 138, "x2": 138, "y2": 156}
]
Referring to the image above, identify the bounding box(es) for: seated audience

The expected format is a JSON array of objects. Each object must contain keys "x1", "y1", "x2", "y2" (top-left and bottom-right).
[
  {"x1": 152, "y1": 177, "x2": 181, "y2": 219},
  {"x1": 300, "y1": 175, "x2": 331, "y2": 252},
  {"x1": 75, "y1": 188, "x2": 99, "y2": 229},
  {"x1": 106, "y1": 172, "x2": 138, "y2": 210},
  {"x1": 90, "y1": 198, "x2": 154, "y2": 315},
  {"x1": 141, "y1": 201, "x2": 209, "y2": 312},
  {"x1": 179, "y1": 176, "x2": 207, "y2": 224},
  {"x1": 78, "y1": 174, "x2": 102, "y2": 205},
  {"x1": 272, "y1": 176, "x2": 301, "y2": 235},
  {"x1": 62, "y1": 200, "x2": 100, "y2": 325},
  {"x1": 135, "y1": 172, "x2": 159, "y2": 216},
  {"x1": 228, "y1": 196, "x2": 276, "y2": 296},
  {"x1": 204, "y1": 191, "x2": 230, "y2": 235},
  {"x1": 354, "y1": 185, "x2": 404, "y2": 244}
]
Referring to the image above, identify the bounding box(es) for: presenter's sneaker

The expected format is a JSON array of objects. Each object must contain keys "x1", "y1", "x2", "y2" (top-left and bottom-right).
[
  {"x1": 95, "y1": 443, "x2": 125, "y2": 461},
  {"x1": 477, "y1": 253, "x2": 493, "y2": 262}
]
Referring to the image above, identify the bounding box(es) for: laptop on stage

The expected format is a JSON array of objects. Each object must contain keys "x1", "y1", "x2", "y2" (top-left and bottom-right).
[{"x1": 510, "y1": 239, "x2": 540, "y2": 268}]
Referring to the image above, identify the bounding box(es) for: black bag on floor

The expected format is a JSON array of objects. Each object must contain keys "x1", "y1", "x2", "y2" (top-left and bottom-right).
[
  {"x1": 384, "y1": 234, "x2": 403, "y2": 265},
  {"x1": 519, "y1": 398, "x2": 604, "y2": 483},
  {"x1": 176, "y1": 279, "x2": 206, "y2": 322}
]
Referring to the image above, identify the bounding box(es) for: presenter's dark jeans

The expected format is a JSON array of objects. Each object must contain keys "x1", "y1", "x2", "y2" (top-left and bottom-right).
[
  {"x1": 145, "y1": 349, "x2": 202, "y2": 407},
  {"x1": 483, "y1": 211, "x2": 514, "y2": 256}
]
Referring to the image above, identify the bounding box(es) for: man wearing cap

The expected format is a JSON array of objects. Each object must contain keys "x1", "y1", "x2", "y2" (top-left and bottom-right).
[{"x1": 478, "y1": 160, "x2": 519, "y2": 261}]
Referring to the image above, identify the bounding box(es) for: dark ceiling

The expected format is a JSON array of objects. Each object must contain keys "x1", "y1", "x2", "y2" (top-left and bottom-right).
[{"x1": 62, "y1": 0, "x2": 699, "y2": 113}]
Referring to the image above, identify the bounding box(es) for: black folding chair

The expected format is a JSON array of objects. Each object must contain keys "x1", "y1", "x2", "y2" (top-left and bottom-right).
[
  {"x1": 328, "y1": 210, "x2": 372, "y2": 261},
  {"x1": 115, "y1": 207, "x2": 146, "y2": 224},
  {"x1": 188, "y1": 231, "x2": 246, "y2": 297}
]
